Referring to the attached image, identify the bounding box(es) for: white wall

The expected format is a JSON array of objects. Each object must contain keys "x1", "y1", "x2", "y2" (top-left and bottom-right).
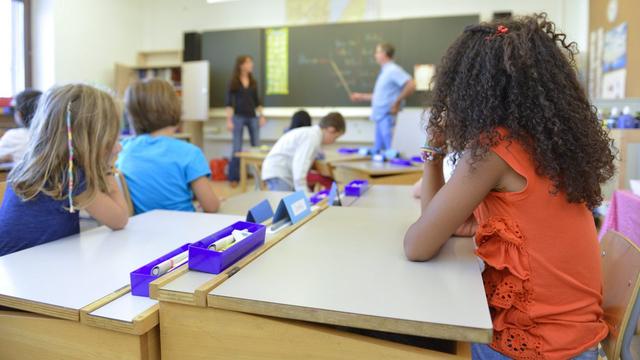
[
  {"x1": 33, "y1": 0, "x2": 590, "y2": 91},
  {"x1": 139, "y1": 0, "x2": 589, "y2": 53},
  {"x1": 31, "y1": 0, "x2": 142, "y2": 90}
]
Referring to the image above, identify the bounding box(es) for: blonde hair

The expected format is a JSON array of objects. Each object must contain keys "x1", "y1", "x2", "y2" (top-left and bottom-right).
[
  {"x1": 9, "y1": 84, "x2": 121, "y2": 209},
  {"x1": 125, "y1": 79, "x2": 181, "y2": 134}
]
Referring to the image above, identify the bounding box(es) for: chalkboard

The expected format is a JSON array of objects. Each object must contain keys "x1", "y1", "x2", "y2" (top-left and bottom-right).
[
  {"x1": 201, "y1": 28, "x2": 263, "y2": 107},
  {"x1": 200, "y1": 15, "x2": 478, "y2": 107}
]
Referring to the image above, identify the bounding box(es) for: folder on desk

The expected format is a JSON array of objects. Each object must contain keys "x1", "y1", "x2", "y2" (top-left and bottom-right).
[
  {"x1": 246, "y1": 199, "x2": 274, "y2": 223},
  {"x1": 273, "y1": 191, "x2": 312, "y2": 226}
]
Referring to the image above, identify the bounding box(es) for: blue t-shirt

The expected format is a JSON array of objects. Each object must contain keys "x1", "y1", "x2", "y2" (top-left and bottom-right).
[
  {"x1": 0, "y1": 173, "x2": 86, "y2": 257},
  {"x1": 116, "y1": 135, "x2": 211, "y2": 214},
  {"x1": 371, "y1": 62, "x2": 411, "y2": 122}
]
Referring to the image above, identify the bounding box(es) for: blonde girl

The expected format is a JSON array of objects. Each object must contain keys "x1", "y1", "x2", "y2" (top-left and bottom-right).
[{"x1": 0, "y1": 84, "x2": 129, "y2": 256}]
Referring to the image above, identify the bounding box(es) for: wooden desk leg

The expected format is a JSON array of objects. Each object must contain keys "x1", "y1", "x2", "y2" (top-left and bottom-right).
[
  {"x1": 239, "y1": 158, "x2": 247, "y2": 193},
  {"x1": 160, "y1": 302, "x2": 464, "y2": 360}
]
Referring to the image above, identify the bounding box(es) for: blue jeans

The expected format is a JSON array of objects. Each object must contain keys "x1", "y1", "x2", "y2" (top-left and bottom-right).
[
  {"x1": 374, "y1": 115, "x2": 395, "y2": 153},
  {"x1": 471, "y1": 344, "x2": 598, "y2": 360},
  {"x1": 265, "y1": 178, "x2": 294, "y2": 191},
  {"x1": 228, "y1": 115, "x2": 260, "y2": 182}
]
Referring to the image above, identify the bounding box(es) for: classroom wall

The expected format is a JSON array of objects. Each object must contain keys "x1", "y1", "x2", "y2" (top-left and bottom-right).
[
  {"x1": 139, "y1": 0, "x2": 589, "y2": 57},
  {"x1": 589, "y1": 0, "x2": 640, "y2": 97},
  {"x1": 31, "y1": 0, "x2": 142, "y2": 90}
]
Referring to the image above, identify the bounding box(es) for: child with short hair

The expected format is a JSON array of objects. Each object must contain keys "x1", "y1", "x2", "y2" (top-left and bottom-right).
[
  {"x1": 0, "y1": 89, "x2": 42, "y2": 163},
  {"x1": 0, "y1": 84, "x2": 129, "y2": 256},
  {"x1": 262, "y1": 112, "x2": 346, "y2": 192},
  {"x1": 403, "y1": 14, "x2": 613, "y2": 360},
  {"x1": 286, "y1": 110, "x2": 311, "y2": 132},
  {"x1": 116, "y1": 79, "x2": 219, "y2": 214}
]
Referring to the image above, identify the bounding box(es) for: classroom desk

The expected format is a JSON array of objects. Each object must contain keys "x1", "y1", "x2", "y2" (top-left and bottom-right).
[
  {"x1": 0, "y1": 162, "x2": 13, "y2": 182},
  {"x1": 150, "y1": 203, "x2": 326, "y2": 308},
  {"x1": 334, "y1": 160, "x2": 422, "y2": 185},
  {"x1": 235, "y1": 149, "x2": 369, "y2": 192},
  {"x1": 0, "y1": 210, "x2": 242, "y2": 359},
  {"x1": 348, "y1": 185, "x2": 420, "y2": 214},
  {"x1": 159, "y1": 207, "x2": 492, "y2": 359},
  {"x1": 218, "y1": 190, "x2": 291, "y2": 216},
  {"x1": 235, "y1": 151, "x2": 268, "y2": 192}
]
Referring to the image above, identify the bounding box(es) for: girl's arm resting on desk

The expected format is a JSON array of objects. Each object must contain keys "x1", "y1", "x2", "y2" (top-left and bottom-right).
[
  {"x1": 85, "y1": 175, "x2": 129, "y2": 230},
  {"x1": 404, "y1": 151, "x2": 508, "y2": 261},
  {"x1": 192, "y1": 176, "x2": 220, "y2": 213}
]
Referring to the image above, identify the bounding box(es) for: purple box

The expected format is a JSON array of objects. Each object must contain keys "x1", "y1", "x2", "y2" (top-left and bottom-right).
[
  {"x1": 130, "y1": 243, "x2": 191, "y2": 297},
  {"x1": 411, "y1": 155, "x2": 424, "y2": 164},
  {"x1": 344, "y1": 180, "x2": 369, "y2": 197},
  {"x1": 310, "y1": 190, "x2": 330, "y2": 205},
  {"x1": 188, "y1": 221, "x2": 266, "y2": 274},
  {"x1": 338, "y1": 147, "x2": 359, "y2": 154},
  {"x1": 390, "y1": 158, "x2": 412, "y2": 167}
]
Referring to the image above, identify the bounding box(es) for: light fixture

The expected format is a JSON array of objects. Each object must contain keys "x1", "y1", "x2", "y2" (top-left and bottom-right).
[{"x1": 206, "y1": 0, "x2": 239, "y2": 4}]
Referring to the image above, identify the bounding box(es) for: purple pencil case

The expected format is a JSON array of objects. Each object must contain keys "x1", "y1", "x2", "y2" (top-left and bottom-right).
[{"x1": 188, "y1": 221, "x2": 266, "y2": 275}]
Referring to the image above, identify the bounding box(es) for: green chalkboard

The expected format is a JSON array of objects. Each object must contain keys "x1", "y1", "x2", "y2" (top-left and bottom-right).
[
  {"x1": 200, "y1": 15, "x2": 478, "y2": 107},
  {"x1": 202, "y1": 28, "x2": 263, "y2": 107}
]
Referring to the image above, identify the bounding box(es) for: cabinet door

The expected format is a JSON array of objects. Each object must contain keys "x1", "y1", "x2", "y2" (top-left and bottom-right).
[{"x1": 182, "y1": 60, "x2": 210, "y2": 121}]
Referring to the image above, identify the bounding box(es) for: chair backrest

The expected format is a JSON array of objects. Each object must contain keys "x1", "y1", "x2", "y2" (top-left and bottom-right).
[
  {"x1": 114, "y1": 172, "x2": 134, "y2": 216},
  {"x1": 0, "y1": 181, "x2": 6, "y2": 204},
  {"x1": 601, "y1": 230, "x2": 640, "y2": 360}
]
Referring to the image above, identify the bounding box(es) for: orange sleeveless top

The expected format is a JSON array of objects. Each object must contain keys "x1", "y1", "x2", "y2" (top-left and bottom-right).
[{"x1": 473, "y1": 130, "x2": 608, "y2": 360}]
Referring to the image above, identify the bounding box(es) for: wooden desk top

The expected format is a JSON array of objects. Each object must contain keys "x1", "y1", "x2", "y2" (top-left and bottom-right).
[
  {"x1": 349, "y1": 185, "x2": 420, "y2": 214},
  {"x1": 219, "y1": 191, "x2": 291, "y2": 216},
  {"x1": 151, "y1": 206, "x2": 328, "y2": 307},
  {"x1": 208, "y1": 207, "x2": 492, "y2": 343},
  {"x1": 0, "y1": 210, "x2": 242, "y2": 321},
  {"x1": 336, "y1": 160, "x2": 422, "y2": 176}
]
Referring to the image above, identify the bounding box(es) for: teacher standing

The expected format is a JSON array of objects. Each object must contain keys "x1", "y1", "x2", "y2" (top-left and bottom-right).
[
  {"x1": 351, "y1": 43, "x2": 415, "y2": 152},
  {"x1": 226, "y1": 55, "x2": 266, "y2": 187}
]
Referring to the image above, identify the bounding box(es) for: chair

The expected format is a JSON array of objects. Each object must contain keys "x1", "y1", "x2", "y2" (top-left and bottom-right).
[
  {"x1": 0, "y1": 181, "x2": 6, "y2": 204},
  {"x1": 601, "y1": 230, "x2": 640, "y2": 360},
  {"x1": 114, "y1": 172, "x2": 134, "y2": 216}
]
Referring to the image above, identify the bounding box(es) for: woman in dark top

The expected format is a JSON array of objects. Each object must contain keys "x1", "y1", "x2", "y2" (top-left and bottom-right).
[{"x1": 226, "y1": 55, "x2": 266, "y2": 187}]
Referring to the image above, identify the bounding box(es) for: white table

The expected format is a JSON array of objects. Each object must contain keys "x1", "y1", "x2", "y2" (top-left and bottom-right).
[
  {"x1": 158, "y1": 206, "x2": 491, "y2": 359},
  {"x1": 348, "y1": 185, "x2": 420, "y2": 213},
  {"x1": 209, "y1": 206, "x2": 491, "y2": 342},
  {"x1": 0, "y1": 210, "x2": 242, "y2": 359},
  {"x1": 218, "y1": 190, "x2": 290, "y2": 216},
  {"x1": 0, "y1": 209, "x2": 242, "y2": 320}
]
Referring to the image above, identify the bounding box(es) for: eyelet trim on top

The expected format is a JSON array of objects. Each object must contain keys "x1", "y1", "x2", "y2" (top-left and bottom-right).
[{"x1": 475, "y1": 217, "x2": 544, "y2": 359}]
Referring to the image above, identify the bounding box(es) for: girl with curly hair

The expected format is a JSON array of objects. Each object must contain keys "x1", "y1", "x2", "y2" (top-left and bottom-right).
[{"x1": 403, "y1": 14, "x2": 615, "y2": 360}]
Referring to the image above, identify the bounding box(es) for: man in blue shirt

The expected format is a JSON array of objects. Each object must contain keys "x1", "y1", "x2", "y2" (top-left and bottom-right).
[{"x1": 351, "y1": 43, "x2": 416, "y2": 152}]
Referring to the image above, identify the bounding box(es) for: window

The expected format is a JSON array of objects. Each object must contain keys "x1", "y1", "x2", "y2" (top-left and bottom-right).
[{"x1": 0, "y1": 0, "x2": 29, "y2": 98}]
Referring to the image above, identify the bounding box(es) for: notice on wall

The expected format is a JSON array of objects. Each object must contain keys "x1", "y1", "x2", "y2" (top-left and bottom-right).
[
  {"x1": 414, "y1": 64, "x2": 435, "y2": 91},
  {"x1": 601, "y1": 22, "x2": 627, "y2": 99},
  {"x1": 266, "y1": 27, "x2": 290, "y2": 95},
  {"x1": 602, "y1": 68, "x2": 626, "y2": 99}
]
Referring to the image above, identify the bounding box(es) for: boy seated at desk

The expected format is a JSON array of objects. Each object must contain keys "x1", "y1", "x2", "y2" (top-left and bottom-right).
[
  {"x1": 0, "y1": 89, "x2": 42, "y2": 163},
  {"x1": 116, "y1": 79, "x2": 220, "y2": 214},
  {"x1": 262, "y1": 112, "x2": 346, "y2": 192}
]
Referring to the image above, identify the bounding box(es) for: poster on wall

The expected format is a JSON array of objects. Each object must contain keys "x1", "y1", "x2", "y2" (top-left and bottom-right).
[
  {"x1": 602, "y1": 22, "x2": 627, "y2": 72},
  {"x1": 602, "y1": 68, "x2": 626, "y2": 99},
  {"x1": 414, "y1": 64, "x2": 435, "y2": 91},
  {"x1": 589, "y1": 27, "x2": 605, "y2": 99},
  {"x1": 265, "y1": 28, "x2": 290, "y2": 95},
  {"x1": 601, "y1": 22, "x2": 627, "y2": 99}
]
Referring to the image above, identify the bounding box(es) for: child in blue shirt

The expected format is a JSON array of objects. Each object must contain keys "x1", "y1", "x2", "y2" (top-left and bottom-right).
[
  {"x1": 0, "y1": 84, "x2": 129, "y2": 256},
  {"x1": 116, "y1": 79, "x2": 220, "y2": 214}
]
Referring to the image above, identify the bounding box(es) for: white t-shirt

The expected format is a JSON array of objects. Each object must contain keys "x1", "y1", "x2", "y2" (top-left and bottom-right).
[
  {"x1": 0, "y1": 128, "x2": 29, "y2": 162},
  {"x1": 261, "y1": 125, "x2": 323, "y2": 191}
]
